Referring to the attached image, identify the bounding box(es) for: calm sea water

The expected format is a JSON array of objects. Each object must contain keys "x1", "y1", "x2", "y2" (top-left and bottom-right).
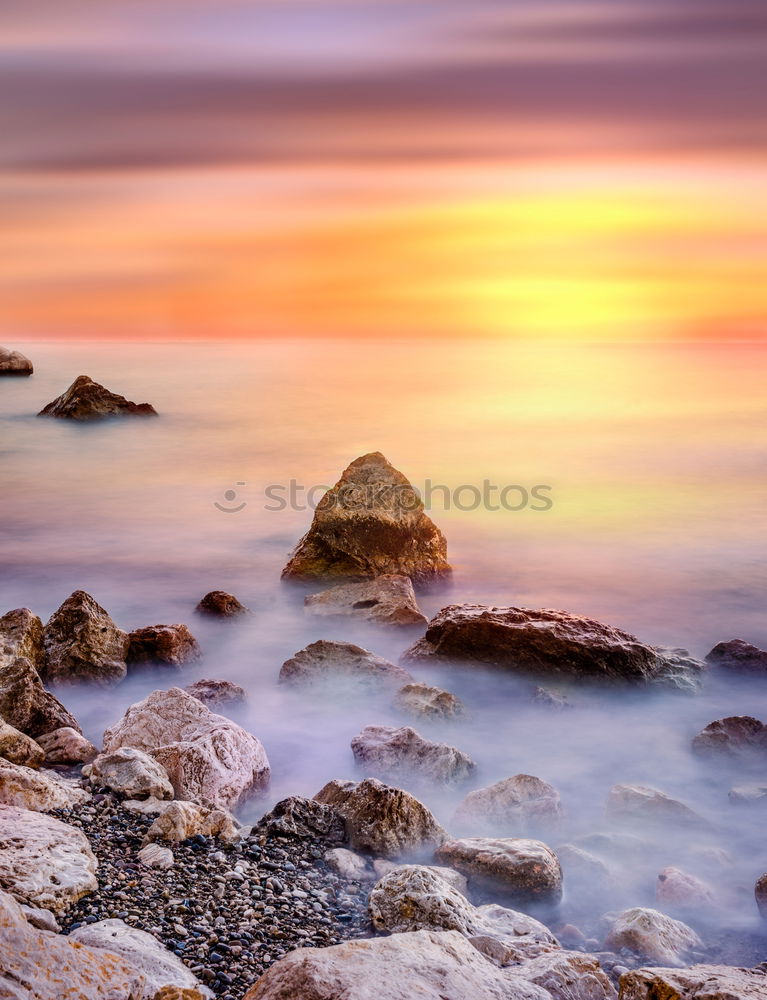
[{"x1": 2, "y1": 338, "x2": 767, "y2": 939}]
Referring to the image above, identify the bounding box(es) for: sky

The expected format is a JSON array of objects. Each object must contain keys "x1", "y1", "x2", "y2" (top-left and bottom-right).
[{"x1": 2, "y1": 0, "x2": 766, "y2": 340}]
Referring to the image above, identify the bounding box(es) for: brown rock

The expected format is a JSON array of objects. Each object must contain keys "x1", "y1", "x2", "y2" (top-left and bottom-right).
[
  {"x1": 656, "y1": 867, "x2": 715, "y2": 910},
  {"x1": 195, "y1": 590, "x2": 250, "y2": 617},
  {"x1": 38, "y1": 374, "x2": 157, "y2": 420},
  {"x1": 603, "y1": 907, "x2": 703, "y2": 966},
  {"x1": 0, "y1": 607, "x2": 45, "y2": 672},
  {"x1": 251, "y1": 796, "x2": 346, "y2": 844},
  {"x1": 619, "y1": 963, "x2": 767, "y2": 999},
  {"x1": 692, "y1": 716, "x2": 767, "y2": 759},
  {"x1": 705, "y1": 638, "x2": 767, "y2": 673},
  {"x1": 281, "y1": 452, "x2": 451, "y2": 588},
  {"x1": 35, "y1": 726, "x2": 98, "y2": 764},
  {"x1": 184, "y1": 678, "x2": 247, "y2": 707},
  {"x1": 279, "y1": 639, "x2": 412, "y2": 691},
  {"x1": 435, "y1": 837, "x2": 563, "y2": 905},
  {"x1": 351, "y1": 724, "x2": 476, "y2": 786},
  {"x1": 453, "y1": 774, "x2": 562, "y2": 835},
  {"x1": 85, "y1": 747, "x2": 174, "y2": 800},
  {"x1": 43, "y1": 590, "x2": 129, "y2": 687},
  {"x1": 394, "y1": 682, "x2": 464, "y2": 719},
  {"x1": 0, "y1": 655, "x2": 81, "y2": 738},
  {"x1": 0, "y1": 346, "x2": 33, "y2": 375},
  {"x1": 606, "y1": 784, "x2": 705, "y2": 828},
  {"x1": 127, "y1": 624, "x2": 201, "y2": 669},
  {"x1": 0, "y1": 719, "x2": 45, "y2": 768},
  {"x1": 304, "y1": 574, "x2": 427, "y2": 626}
]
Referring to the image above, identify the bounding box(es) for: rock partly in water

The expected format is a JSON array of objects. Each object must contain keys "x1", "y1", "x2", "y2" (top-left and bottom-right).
[
  {"x1": 279, "y1": 639, "x2": 413, "y2": 691},
  {"x1": 393, "y1": 682, "x2": 464, "y2": 719},
  {"x1": 85, "y1": 747, "x2": 175, "y2": 800},
  {"x1": 35, "y1": 726, "x2": 98, "y2": 764},
  {"x1": 705, "y1": 638, "x2": 767, "y2": 674},
  {"x1": 532, "y1": 687, "x2": 573, "y2": 711},
  {"x1": 755, "y1": 873, "x2": 767, "y2": 918},
  {"x1": 0, "y1": 758, "x2": 90, "y2": 810},
  {"x1": 729, "y1": 783, "x2": 767, "y2": 805},
  {"x1": 143, "y1": 799, "x2": 242, "y2": 845},
  {"x1": 38, "y1": 374, "x2": 158, "y2": 420},
  {"x1": 0, "y1": 607, "x2": 46, "y2": 672},
  {"x1": 435, "y1": 837, "x2": 563, "y2": 906},
  {"x1": 0, "y1": 345, "x2": 33, "y2": 375},
  {"x1": 619, "y1": 963, "x2": 767, "y2": 999},
  {"x1": 507, "y1": 951, "x2": 617, "y2": 1000},
  {"x1": 194, "y1": 590, "x2": 250, "y2": 618},
  {"x1": 127, "y1": 625, "x2": 201, "y2": 669},
  {"x1": 43, "y1": 590, "x2": 129, "y2": 687},
  {"x1": 403, "y1": 605, "x2": 704, "y2": 689},
  {"x1": 0, "y1": 655, "x2": 81, "y2": 738},
  {"x1": 304, "y1": 574, "x2": 428, "y2": 626},
  {"x1": 351, "y1": 724, "x2": 476, "y2": 786},
  {"x1": 251, "y1": 795, "x2": 346, "y2": 844},
  {"x1": 606, "y1": 784, "x2": 705, "y2": 828},
  {"x1": 0, "y1": 718, "x2": 45, "y2": 767},
  {"x1": 453, "y1": 774, "x2": 562, "y2": 835},
  {"x1": 280, "y1": 452, "x2": 452, "y2": 588},
  {"x1": 691, "y1": 715, "x2": 767, "y2": 760},
  {"x1": 184, "y1": 678, "x2": 246, "y2": 708},
  {"x1": 0, "y1": 804, "x2": 97, "y2": 912},
  {"x1": 314, "y1": 777, "x2": 446, "y2": 858},
  {"x1": 554, "y1": 844, "x2": 614, "y2": 899},
  {"x1": 603, "y1": 907, "x2": 703, "y2": 966},
  {"x1": 655, "y1": 867, "x2": 715, "y2": 911}
]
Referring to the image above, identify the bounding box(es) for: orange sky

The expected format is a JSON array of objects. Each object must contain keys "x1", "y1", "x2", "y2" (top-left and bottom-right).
[{"x1": 2, "y1": 1, "x2": 766, "y2": 341}]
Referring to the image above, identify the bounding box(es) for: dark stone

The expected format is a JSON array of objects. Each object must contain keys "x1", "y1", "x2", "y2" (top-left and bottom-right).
[{"x1": 38, "y1": 375, "x2": 157, "y2": 420}]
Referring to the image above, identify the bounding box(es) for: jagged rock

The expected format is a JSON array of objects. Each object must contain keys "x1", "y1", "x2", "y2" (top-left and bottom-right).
[
  {"x1": 85, "y1": 747, "x2": 174, "y2": 800},
  {"x1": 194, "y1": 590, "x2": 249, "y2": 617},
  {"x1": 351, "y1": 724, "x2": 476, "y2": 786},
  {"x1": 0, "y1": 758, "x2": 90, "y2": 810},
  {"x1": 0, "y1": 718, "x2": 44, "y2": 767},
  {"x1": 251, "y1": 796, "x2": 345, "y2": 844},
  {"x1": 20, "y1": 904, "x2": 60, "y2": 934},
  {"x1": 279, "y1": 639, "x2": 413, "y2": 692},
  {"x1": 314, "y1": 777, "x2": 446, "y2": 858},
  {"x1": 243, "y1": 929, "x2": 550, "y2": 1000},
  {"x1": 0, "y1": 346, "x2": 33, "y2": 375},
  {"x1": 656, "y1": 867, "x2": 715, "y2": 910},
  {"x1": 508, "y1": 952, "x2": 617, "y2": 999},
  {"x1": 394, "y1": 682, "x2": 464, "y2": 719},
  {"x1": 692, "y1": 715, "x2": 767, "y2": 759},
  {"x1": 103, "y1": 687, "x2": 270, "y2": 810},
  {"x1": 619, "y1": 963, "x2": 767, "y2": 999},
  {"x1": 0, "y1": 607, "x2": 45, "y2": 671},
  {"x1": 304, "y1": 574, "x2": 427, "y2": 627},
  {"x1": 705, "y1": 638, "x2": 767, "y2": 674},
  {"x1": 324, "y1": 848, "x2": 372, "y2": 880},
  {"x1": 280, "y1": 452, "x2": 451, "y2": 588},
  {"x1": 138, "y1": 843, "x2": 175, "y2": 870},
  {"x1": 143, "y1": 800, "x2": 241, "y2": 845},
  {"x1": 184, "y1": 678, "x2": 246, "y2": 708},
  {"x1": 435, "y1": 837, "x2": 563, "y2": 905},
  {"x1": 0, "y1": 655, "x2": 80, "y2": 738},
  {"x1": 0, "y1": 804, "x2": 97, "y2": 911},
  {"x1": 755, "y1": 872, "x2": 767, "y2": 918},
  {"x1": 127, "y1": 625, "x2": 201, "y2": 669},
  {"x1": 0, "y1": 890, "x2": 144, "y2": 999},
  {"x1": 371, "y1": 861, "x2": 469, "y2": 896},
  {"x1": 606, "y1": 784, "x2": 705, "y2": 828},
  {"x1": 603, "y1": 907, "x2": 703, "y2": 966},
  {"x1": 36, "y1": 726, "x2": 98, "y2": 764},
  {"x1": 38, "y1": 374, "x2": 157, "y2": 420},
  {"x1": 403, "y1": 605, "x2": 704, "y2": 689},
  {"x1": 43, "y1": 590, "x2": 129, "y2": 687},
  {"x1": 454, "y1": 774, "x2": 562, "y2": 835}
]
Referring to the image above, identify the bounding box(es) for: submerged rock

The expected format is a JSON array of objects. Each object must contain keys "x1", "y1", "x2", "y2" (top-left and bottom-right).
[
  {"x1": 0, "y1": 654, "x2": 81, "y2": 737},
  {"x1": 184, "y1": 677, "x2": 247, "y2": 707},
  {"x1": 281, "y1": 452, "x2": 451, "y2": 588},
  {"x1": 38, "y1": 374, "x2": 158, "y2": 420},
  {"x1": 453, "y1": 774, "x2": 562, "y2": 836},
  {"x1": 351, "y1": 724, "x2": 476, "y2": 786},
  {"x1": 305, "y1": 574, "x2": 428, "y2": 626},
  {"x1": 127, "y1": 624, "x2": 201, "y2": 669},
  {"x1": 403, "y1": 605, "x2": 704, "y2": 689},
  {"x1": 43, "y1": 590, "x2": 129, "y2": 687},
  {"x1": 279, "y1": 639, "x2": 413, "y2": 691},
  {"x1": 195, "y1": 590, "x2": 250, "y2": 617},
  {"x1": 0, "y1": 758, "x2": 90, "y2": 811},
  {"x1": 606, "y1": 784, "x2": 705, "y2": 828},
  {"x1": 394, "y1": 682, "x2": 464, "y2": 719},
  {"x1": 84, "y1": 747, "x2": 174, "y2": 800},
  {"x1": 35, "y1": 726, "x2": 98, "y2": 764},
  {"x1": 655, "y1": 867, "x2": 715, "y2": 910},
  {"x1": 692, "y1": 715, "x2": 767, "y2": 760},
  {"x1": 435, "y1": 837, "x2": 563, "y2": 906},
  {"x1": 0, "y1": 718, "x2": 45, "y2": 768},
  {"x1": 251, "y1": 796, "x2": 346, "y2": 844},
  {"x1": 603, "y1": 907, "x2": 703, "y2": 966},
  {"x1": 619, "y1": 963, "x2": 767, "y2": 999},
  {"x1": 0, "y1": 345, "x2": 33, "y2": 375},
  {"x1": 755, "y1": 872, "x2": 767, "y2": 918},
  {"x1": 705, "y1": 638, "x2": 767, "y2": 674}
]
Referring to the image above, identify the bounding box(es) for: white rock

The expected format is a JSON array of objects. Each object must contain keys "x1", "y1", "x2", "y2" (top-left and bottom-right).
[
  {"x1": 137, "y1": 843, "x2": 175, "y2": 870},
  {"x1": 36, "y1": 726, "x2": 98, "y2": 764},
  {"x1": 620, "y1": 963, "x2": 767, "y2": 999},
  {"x1": 86, "y1": 747, "x2": 174, "y2": 800},
  {"x1": 435, "y1": 837, "x2": 563, "y2": 905},
  {"x1": 508, "y1": 951, "x2": 617, "y2": 999},
  {"x1": 19, "y1": 904, "x2": 59, "y2": 933},
  {"x1": 143, "y1": 800, "x2": 241, "y2": 845},
  {"x1": 324, "y1": 847, "x2": 372, "y2": 880},
  {"x1": 351, "y1": 725, "x2": 476, "y2": 786},
  {"x1": 371, "y1": 860, "x2": 469, "y2": 897},
  {"x1": 0, "y1": 718, "x2": 45, "y2": 767},
  {"x1": 393, "y1": 682, "x2": 464, "y2": 720},
  {"x1": 603, "y1": 907, "x2": 703, "y2": 966},
  {"x1": 606, "y1": 785, "x2": 704, "y2": 828},
  {"x1": 454, "y1": 774, "x2": 562, "y2": 835},
  {"x1": 123, "y1": 797, "x2": 174, "y2": 816},
  {"x1": 304, "y1": 574, "x2": 427, "y2": 627},
  {"x1": 0, "y1": 758, "x2": 90, "y2": 811}
]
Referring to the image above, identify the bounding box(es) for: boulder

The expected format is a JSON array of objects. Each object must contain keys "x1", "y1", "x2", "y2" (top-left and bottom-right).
[
  {"x1": 692, "y1": 716, "x2": 767, "y2": 759},
  {"x1": 755, "y1": 872, "x2": 767, "y2": 918},
  {"x1": 454, "y1": 775, "x2": 562, "y2": 835},
  {"x1": 394, "y1": 682, "x2": 464, "y2": 719},
  {"x1": 38, "y1": 374, "x2": 157, "y2": 420},
  {"x1": 554, "y1": 844, "x2": 613, "y2": 897},
  {"x1": 371, "y1": 861, "x2": 469, "y2": 896},
  {"x1": 0, "y1": 804, "x2": 97, "y2": 911},
  {"x1": 0, "y1": 758, "x2": 90, "y2": 810},
  {"x1": 36, "y1": 726, "x2": 98, "y2": 764},
  {"x1": 0, "y1": 718, "x2": 44, "y2": 767},
  {"x1": 251, "y1": 795, "x2": 346, "y2": 844},
  {"x1": 705, "y1": 638, "x2": 767, "y2": 674},
  {"x1": 0, "y1": 345, "x2": 33, "y2": 375},
  {"x1": 0, "y1": 890, "x2": 144, "y2": 1000},
  {"x1": 435, "y1": 837, "x2": 563, "y2": 905},
  {"x1": 324, "y1": 848, "x2": 373, "y2": 880},
  {"x1": 195, "y1": 590, "x2": 250, "y2": 617},
  {"x1": 656, "y1": 867, "x2": 715, "y2": 911},
  {"x1": 0, "y1": 655, "x2": 81, "y2": 738},
  {"x1": 85, "y1": 747, "x2": 174, "y2": 800},
  {"x1": 280, "y1": 452, "x2": 451, "y2": 588},
  {"x1": 127, "y1": 625, "x2": 201, "y2": 669},
  {"x1": 350, "y1": 724, "x2": 476, "y2": 786},
  {"x1": 279, "y1": 639, "x2": 412, "y2": 691},
  {"x1": 605, "y1": 784, "x2": 705, "y2": 828},
  {"x1": 143, "y1": 800, "x2": 241, "y2": 845},
  {"x1": 123, "y1": 797, "x2": 174, "y2": 816},
  {"x1": 403, "y1": 605, "x2": 704, "y2": 689},
  {"x1": 243, "y1": 929, "x2": 550, "y2": 1000},
  {"x1": 20, "y1": 904, "x2": 60, "y2": 934},
  {"x1": 729, "y1": 783, "x2": 767, "y2": 805},
  {"x1": 184, "y1": 678, "x2": 246, "y2": 708},
  {"x1": 70, "y1": 919, "x2": 205, "y2": 997},
  {"x1": 0, "y1": 607, "x2": 46, "y2": 671},
  {"x1": 314, "y1": 777, "x2": 446, "y2": 858},
  {"x1": 102, "y1": 687, "x2": 270, "y2": 810},
  {"x1": 43, "y1": 590, "x2": 129, "y2": 687},
  {"x1": 138, "y1": 843, "x2": 175, "y2": 870},
  {"x1": 507, "y1": 952, "x2": 617, "y2": 999},
  {"x1": 619, "y1": 963, "x2": 767, "y2": 999},
  {"x1": 532, "y1": 687, "x2": 572, "y2": 711},
  {"x1": 603, "y1": 907, "x2": 703, "y2": 966},
  {"x1": 304, "y1": 574, "x2": 427, "y2": 627}
]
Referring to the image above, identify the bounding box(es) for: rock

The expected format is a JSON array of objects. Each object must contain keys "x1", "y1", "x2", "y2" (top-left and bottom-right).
[
  {"x1": 0, "y1": 758, "x2": 90, "y2": 810},
  {"x1": 605, "y1": 784, "x2": 705, "y2": 828},
  {"x1": 243, "y1": 928, "x2": 550, "y2": 1000},
  {"x1": 20, "y1": 904, "x2": 60, "y2": 933},
  {"x1": 314, "y1": 777, "x2": 446, "y2": 858},
  {"x1": 351, "y1": 724, "x2": 476, "y2": 786},
  {"x1": 705, "y1": 638, "x2": 767, "y2": 673},
  {"x1": 85, "y1": 747, "x2": 174, "y2": 800},
  {"x1": 555, "y1": 844, "x2": 613, "y2": 897},
  {"x1": 127, "y1": 625, "x2": 201, "y2": 669},
  {"x1": 35, "y1": 726, "x2": 98, "y2": 764},
  {"x1": 251, "y1": 795, "x2": 346, "y2": 844},
  {"x1": 184, "y1": 678, "x2": 246, "y2": 707},
  {"x1": 325, "y1": 847, "x2": 372, "y2": 880},
  {"x1": 0, "y1": 607, "x2": 46, "y2": 671},
  {"x1": 655, "y1": 867, "x2": 715, "y2": 910},
  {"x1": 137, "y1": 843, "x2": 175, "y2": 870},
  {"x1": 0, "y1": 718, "x2": 44, "y2": 767},
  {"x1": 0, "y1": 345, "x2": 33, "y2": 375},
  {"x1": 620, "y1": 964, "x2": 767, "y2": 999},
  {"x1": 304, "y1": 574, "x2": 427, "y2": 627},
  {"x1": 103, "y1": 687, "x2": 270, "y2": 810},
  {"x1": 435, "y1": 837, "x2": 563, "y2": 906},
  {"x1": 123, "y1": 797, "x2": 173, "y2": 816},
  {"x1": 755, "y1": 873, "x2": 767, "y2": 918},
  {"x1": 691, "y1": 715, "x2": 767, "y2": 759},
  {"x1": 143, "y1": 799, "x2": 241, "y2": 845},
  {"x1": 508, "y1": 952, "x2": 617, "y2": 999},
  {"x1": 402, "y1": 605, "x2": 704, "y2": 689},
  {"x1": 279, "y1": 639, "x2": 413, "y2": 691},
  {"x1": 532, "y1": 687, "x2": 572, "y2": 710},
  {"x1": 0, "y1": 804, "x2": 97, "y2": 911},
  {"x1": 371, "y1": 861, "x2": 469, "y2": 896},
  {"x1": 394, "y1": 682, "x2": 464, "y2": 719},
  {"x1": 43, "y1": 590, "x2": 129, "y2": 687},
  {"x1": 152, "y1": 989, "x2": 206, "y2": 1000},
  {"x1": 603, "y1": 907, "x2": 703, "y2": 966},
  {"x1": 38, "y1": 374, "x2": 158, "y2": 420},
  {"x1": 194, "y1": 590, "x2": 250, "y2": 617},
  {"x1": 280, "y1": 452, "x2": 452, "y2": 588},
  {"x1": 0, "y1": 655, "x2": 80, "y2": 739},
  {"x1": 70, "y1": 919, "x2": 204, "y2": 998},
  {"x1": 454, "y1": 775, "x2": 562, "y2": 835},
  {"x1": 729, "y1": 783, "x2": 767, "y2": 805},
  {"x1": 0, "y1": 890, "x2": 144, "y2": 1000}
]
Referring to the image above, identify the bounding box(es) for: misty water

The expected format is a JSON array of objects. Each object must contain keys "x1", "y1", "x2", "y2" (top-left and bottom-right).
[{"x1": 2, "y1": 339, "x2": 767, "y2": 948}]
